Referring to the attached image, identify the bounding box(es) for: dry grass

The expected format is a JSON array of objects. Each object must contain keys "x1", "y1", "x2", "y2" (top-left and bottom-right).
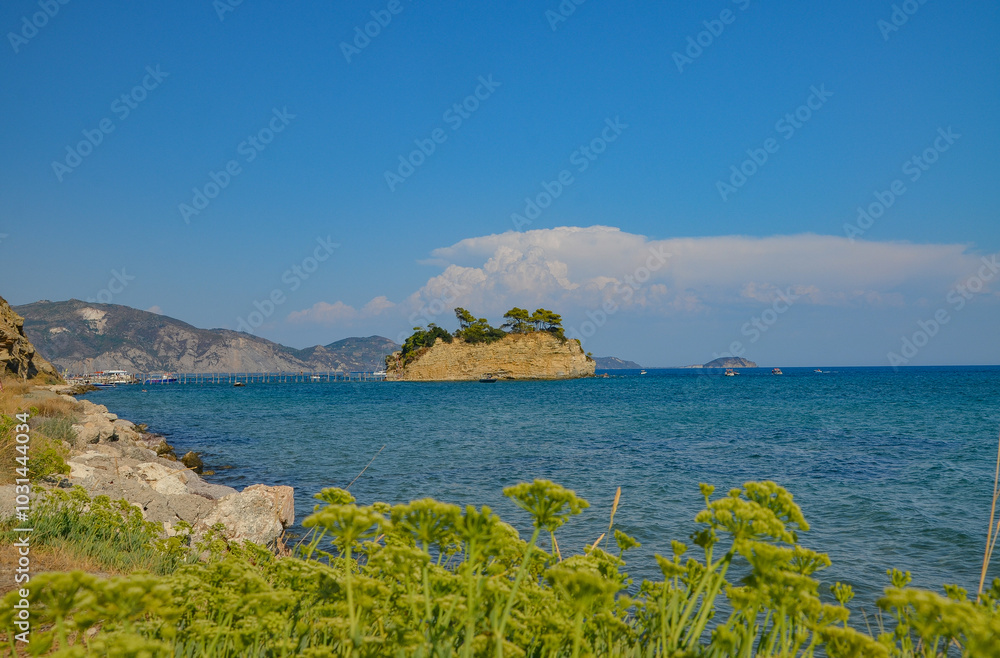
[
  {"x1": 0, "y1": 377, "x2": 32, "y2": 417},
  {"x1": 0, "y1": 379, "x2": 78, "y2": 484},
  {"x1": 28, "y1": 396, "x2": 79, "y2": 419},
  {"x1": 978, "y1": 429, "x2": 1000, "y2": 600}
]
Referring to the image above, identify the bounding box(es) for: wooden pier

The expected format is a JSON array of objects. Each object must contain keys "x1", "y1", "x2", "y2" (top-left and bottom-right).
[{"x1": 134, "y1": 371, "x2": 386, "y2": 385}]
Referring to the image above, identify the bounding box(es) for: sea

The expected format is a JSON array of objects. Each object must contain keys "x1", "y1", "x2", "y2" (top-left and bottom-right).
[{"x1": 85, "y1": 366, "x2": 1000, "y2": 610}]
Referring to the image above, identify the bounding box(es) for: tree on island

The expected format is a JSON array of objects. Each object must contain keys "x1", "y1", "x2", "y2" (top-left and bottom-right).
[
  {"x1": 455, "y1": 313, "x2": 506, "y2": 344},
  {"x1": 454, "y1": 307, "x2": 475, "y2": 331},
  {"x1": 529, "y1": 308, "x2": 565, "y2": 339},
  {"x1": 501, "y1": 307, "x2": 532, "y2": 333},
  {"x1": 401, "y1": 307, "x2": 567, "y2": 360},
  {"x1": 400, "y1": 323, "x2": 453, "y2": 363}
]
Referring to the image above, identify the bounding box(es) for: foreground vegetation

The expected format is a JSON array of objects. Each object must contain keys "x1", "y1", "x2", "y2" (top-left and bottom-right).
[
  {"x1": 4, "y1": 478, "x2": 1000, "y2": 657},
  {"x1": 0, "y1": 377, "x2": 72, "y2": 486}
]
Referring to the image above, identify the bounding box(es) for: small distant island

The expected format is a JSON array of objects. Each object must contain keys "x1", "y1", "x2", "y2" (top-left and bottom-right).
[
  {"x1": 593, "y1": 356, "x2": 643, "y2": 369},
  {"x1": 387, "y1": 307, "x2": 595, "y2": 381},
  {"x1": 681, "y1": 357, "x2": 759, "y2": 369}
]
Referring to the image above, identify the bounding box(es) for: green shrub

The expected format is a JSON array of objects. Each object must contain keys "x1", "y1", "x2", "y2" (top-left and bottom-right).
[
  {"x1": 399, "y1": 324, "x2": 454, "y2": 365},
  {"x1": 0, "y1": 487, "x2": 195, "y2": 575},
  {"x1": 2, "y1": 480, "x2": 999, "y2": 656},
  {"x1": 35, "y1": 415, "x2": 76, "y2": 443}
]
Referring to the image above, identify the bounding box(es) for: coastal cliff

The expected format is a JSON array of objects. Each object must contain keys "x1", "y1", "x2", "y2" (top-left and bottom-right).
[
  {"x1": 388, "y1": 332, "x2": 594, "y2": 381},
  {"x1": 0, "y1": 295, "x2": 61, "y2": 381}
]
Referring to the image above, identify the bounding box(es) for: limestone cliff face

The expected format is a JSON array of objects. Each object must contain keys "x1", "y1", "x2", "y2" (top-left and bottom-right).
[
  {"x1": 0, "y1": 295, "x2": 61, "y2": 380},
  {"x1": 389, "y1": 332, "x2": 594, "y2": 381}
]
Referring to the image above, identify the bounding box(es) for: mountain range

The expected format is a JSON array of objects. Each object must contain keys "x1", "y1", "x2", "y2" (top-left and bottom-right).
[{"x1": 14, "y1": 300, "x2": 398, "y2": 374}]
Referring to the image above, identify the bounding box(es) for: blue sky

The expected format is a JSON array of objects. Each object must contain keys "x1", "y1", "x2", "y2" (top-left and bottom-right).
[{"x1": 1, "y1": 1, "x2": 997, "y2": 366}]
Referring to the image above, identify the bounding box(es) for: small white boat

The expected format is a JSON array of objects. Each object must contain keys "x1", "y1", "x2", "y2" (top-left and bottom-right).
[
  {"x1": 640, "y1": 370, "x2": 647, "y2": 375},
  {"x1": 724, "y1": 369, "x2": 738, "y2": 377},
  {"x1": 144, "y1": 374, "x2": 178, "y2": 384},
  {"x1": 772, "y1": 368, "x2": 783, "y2": 375}
]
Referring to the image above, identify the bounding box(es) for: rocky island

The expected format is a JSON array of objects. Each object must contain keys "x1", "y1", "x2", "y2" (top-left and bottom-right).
[
  {"x1": 386, "y1": 307, "x2": 595, "y2": 381},
  {"x1": 702, "y1": 356, "x2": 758, "y2": 369}
]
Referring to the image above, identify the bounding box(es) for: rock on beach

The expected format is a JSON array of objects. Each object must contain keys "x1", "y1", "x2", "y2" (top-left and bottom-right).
[{"x1": 33, "y1": 385, "x2": 295, "y2": 550}]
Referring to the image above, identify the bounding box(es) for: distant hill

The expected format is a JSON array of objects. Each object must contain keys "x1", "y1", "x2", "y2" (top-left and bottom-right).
[
  {"x1": 14, "y1": 299, "x2": 399, "y2": 374},
  {"x1": 593, "y1": 356, "x2": 642, "y2": 369},
  {"x1": 702, "y1": 356, "x2": 758, "y2": 369}
]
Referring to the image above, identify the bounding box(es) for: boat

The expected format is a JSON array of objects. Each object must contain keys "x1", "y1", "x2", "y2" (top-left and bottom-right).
[
  {"x1": 772, "y1": 368, "x2": 783, "y2": 375},
  {"x1": 310, "y1": 375, "x2": 322, "y2": 381},
  {"x1": 104, "y1": 370, "x2": 136, "y2": 384},
  {"x1": 91, "y1": 382, "x2": 116, "y2": 389},
  {"x1": 639, "y1": 370, "x2": 647, "y2": 375},
  {"x1": 233, "y1": 381, "x2": 245, "y2": 387},
  {"x1": 372, "y1": 369, "x2": 387, "y2": 377},
  {"x1": 814, "y1": 369, "x2": 823, "y2": 373},
  {"x1": 143, "y1": 374, "x2": 178, "y2": 384},
  {"x1": 724, "y1": 369, "x2": 738, "y2": 376},
  {"x1": 479, "y1": 373, "x2": 498, "y2": 383}
]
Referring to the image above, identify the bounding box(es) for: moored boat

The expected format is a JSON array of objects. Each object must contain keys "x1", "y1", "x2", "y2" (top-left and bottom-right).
[{"x1": 144, "y1": 374, "x2": 178, "y2": 384}]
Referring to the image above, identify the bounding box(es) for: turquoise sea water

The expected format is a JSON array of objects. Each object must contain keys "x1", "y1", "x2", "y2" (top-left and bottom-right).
[{"x1": 86, "y1": 366, "x2": 1000, "y2": 607}]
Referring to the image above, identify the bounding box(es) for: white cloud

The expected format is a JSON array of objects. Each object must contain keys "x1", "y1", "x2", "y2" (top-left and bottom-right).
[
  {"x1": 146, "y1": 305, "x2": 164, "y2": 315},
  {"x1": 361, "y1": 295, "x2": 395, "y2": 315},
  {"x1": 282, "y1": 226, "x2": 992, "y2": 340},
  {"x1": 287, "y1": 300, "x2": 358, "y2": 325},
  {"x1": 406, "y1": 226, "x2": 982, "y2": 316},
  {"x1": 287, "y1": 296, "x2": 398, "y2": 326}
]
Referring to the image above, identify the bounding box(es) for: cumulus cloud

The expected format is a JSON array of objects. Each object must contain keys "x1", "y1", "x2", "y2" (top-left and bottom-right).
[
  {"x1": 285, "y1": 226, "x2": 991, "y2": 332},
  {"x1": 287, "y1": 296, "x2": 397, "y2": 326},
  {"x1": 407, "y1": 226, "x2": 981, "y2": 316},
  {"x1": 146, "y1": 305, "x2": 163, "y2": 315},
  {"x1": 287, "y1": 300, "x2": 358, "y2": 325},
  {"x1": 361, "y1": 296, "x2": 396, "y2": 315}
]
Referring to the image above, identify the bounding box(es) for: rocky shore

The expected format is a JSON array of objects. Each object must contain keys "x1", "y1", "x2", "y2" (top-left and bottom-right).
[{"x1": 1, "y1": 385, "x2": 294, "y2": 551}]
